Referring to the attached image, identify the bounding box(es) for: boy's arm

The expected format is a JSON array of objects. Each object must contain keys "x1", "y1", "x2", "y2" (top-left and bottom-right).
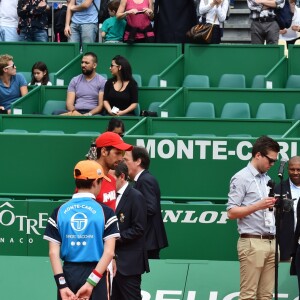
[
  {"x1": 76, "y1": 237, "x2": 116, "y2": 298},
  {"x1": 49, "y1": 242, "x2": 76, "y2": 299}
]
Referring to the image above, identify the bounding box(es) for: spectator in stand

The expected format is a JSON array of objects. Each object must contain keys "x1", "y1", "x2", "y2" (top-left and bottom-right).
[
  {"x1": 107, "y1": 117, "x2": 125, "y2": 136},
  {"x1": 102, "y1": 0, "x2": 126, "y2": 43},
  {"x1": 247, "y1": 0, "x2": 284, "y2": 44},
  {"x1": 104, "y1": 55, "x2": 138, "y2": 116},
  {"x1": 0, "y1": 54, "x2": 28, "y2": 114},
  {"x1": 64, "y1": 0, "x2": 99, "y2": 47},
  {"x1": 17, "y1": 0, "x2": 50, "y2": 42},
  {"x1": 279, "y1": 0, "x2": 300, "y2": 45},
  {"x1": 54, "y1": 52, "x2": 106, "y2": 116},
  {"x1": 0, "y1": 0, "x2": 19, "y2": 42},
  {"x1": 28, "y1": 61, "x2": 52, "y2": 86},
  {"x1": 116, "y1": 0, "x2": 155, "y2": 43},
  {"x1": 54, "y1": 0, "x2": 70, "y2": 42}
]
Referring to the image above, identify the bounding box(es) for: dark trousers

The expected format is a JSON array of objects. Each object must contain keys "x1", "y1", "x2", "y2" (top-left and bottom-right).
[
  {"x1": 60, "y1": 262, "x2": 108, "y2": 300},
  {"x1": 295, "y1": 245, "x2": 300, "y2": 296},
  {"x1": 148, "y1": 249, "x2": 160, "y2": 259},
  {"x1": 111, "y1": 271, "x2": 142, "y2": 300}
]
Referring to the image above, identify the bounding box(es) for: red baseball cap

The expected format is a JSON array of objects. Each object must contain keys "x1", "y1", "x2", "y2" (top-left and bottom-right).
[{"x1": 95, "y1": 132, "x2": 133, "y2": 151}]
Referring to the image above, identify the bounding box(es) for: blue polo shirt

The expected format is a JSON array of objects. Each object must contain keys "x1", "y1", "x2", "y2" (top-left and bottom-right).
[{"x1": 0, "y1": 73, "x2": 27, "y2": 109}]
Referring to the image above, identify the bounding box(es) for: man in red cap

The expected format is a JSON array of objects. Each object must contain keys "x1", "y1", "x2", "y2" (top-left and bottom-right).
[{"x1": 94, "y1": 131, "x2": 133, "y2": 211}]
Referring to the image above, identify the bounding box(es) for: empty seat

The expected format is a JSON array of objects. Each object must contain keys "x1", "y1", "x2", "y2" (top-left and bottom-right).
[
  {"x1": 251, "y1": 75, "x2": 265, "y2": 88},
  {"x1": 256, "y1": 103, "x2": 286, "y2": 120},
  {"x1": 76, "y1": 131, "x2": 100, "y2": 136},
  {"x1": 182, "y1": 75, "x2": 210, "y2": 88},
  {"x1": 153, "y1": 132, "x2": 178, "y2": 136},
  {"x1": 148, "y1": 74, "x2": 159, "y2": 87},
  {"x1": 292, "y1": 103, "x2": 300, "y2": 119},
  {"x1": 220, "y1": 102, "x2": 251, "y2": 119},
  {"x1": 42, "y1": 100, "x2": 66, "y2": 115},
  {"x1": 20, "y1": 71, "x2": 32, "y2": 83},
  {"x1": 148, "y1": 102, "x2": 162, "y2": 112},
  {"x1": 133, "y1": 74, "x2": 142, "y2": 87},
  {"x1": 39, "y1": 130, "x2": 65, "y2": 134},
  {"x1": 285, "y1": 75, "x2": 300, "y2": 88},
  {"x1": 134, "y1": 103, "x2": 141, "y2": 116},
  {"x1": 100, "y1": 73, "x2": 108, "y2": 79},
  {"x1": 186, "y1": 102, "x2": 215, "y2": 118},
  {"x1": 3, "y1": 129, "x2": 28, "y2": 133},
  {"x1": 218, "y1": 74, "x2": 246, "y2": 88}
]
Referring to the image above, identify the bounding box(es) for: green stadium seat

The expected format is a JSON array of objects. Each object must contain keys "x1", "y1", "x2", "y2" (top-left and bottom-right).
[
  {"x1": 134, "y1": 103, "x2": 141, "y2": 116},
  {"x1": 100, "y1": 73, "x2": 108, "y2": 79},
  {"x1": 42, "y1": 100, "x2": 66, "y2": 115},
  {"x1": 256, "y1": 103, "x2": 286, "y2": 119},
  {"x1": 191, "y1": 134, "x2": 216, "y2": 137},
  {"x1": 19, "y1": 71, "x2": 31, "y2": 83},
  {"x1": 39, "y1": 130, "x2": 65, "y2": 135},
  {"x1": 182, "y1": 75, "x2": 210, "y2": 88},
  {"x1": 49, "y1": 73, "x2": 55, "y2": 84},
  {"x1": 153, "y1": 132, "x2": 178, "y2": 136},
  {"x1": 251, "y1": 75, "x2": 265, "y2": 88},
  {"x1": 186, "y1": 102, "x2": 215, "y2": 118},
  {"x1": 220, "y1": 102, "x2": 251, "y2": 119},
  {"x1": 148, "y1": 75, "x2": 159, "y2": 87},
  {"x1": 218, "y1": 74, "x2": 246, "y2": 88},
  {"x1": 186, "y1": 201, "x2": 213, "y2": 204},
  {"x1": 292, "y1": 104, "x2": 300, "y2": 119},
  {"x1": 227, "y1": 134, "x2": 252, "y2": 137},
  {"x1": 285, "y1": 75, "x2": 300, "y2": 88},
  {"x1": 76, "y1": 131, "x2": 100, "y2": 136},
  {"x1": 133, "y1": 74, "x2": 142, "y2": 87},
  {"x1": 148, "y1": 102, "x2": 162, "y2": 112},
  {"x1": 3, "y1": 129, "x2": 28, "y2": 133}
]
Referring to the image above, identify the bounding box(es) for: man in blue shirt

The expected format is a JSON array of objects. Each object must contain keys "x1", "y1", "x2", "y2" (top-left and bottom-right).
[
  {"x1": 44, "y1": 160, "x2": 120, "y2": 300},
  {"x1": 0, "y1": 54, "x2": 27, "y2": 113}
]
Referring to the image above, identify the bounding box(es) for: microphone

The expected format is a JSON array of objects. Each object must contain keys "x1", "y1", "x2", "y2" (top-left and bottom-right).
[
  {"x1": 267, "y1": 179, "x2": 275, "y2": 211},
  {"x1": 278, "y1": 158, "x2": 288, "y2": 178}
]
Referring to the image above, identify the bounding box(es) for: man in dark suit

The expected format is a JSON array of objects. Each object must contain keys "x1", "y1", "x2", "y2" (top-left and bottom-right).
[
  {"x1": 275, "y1": 156, "x2": 300, "y2": 261},
  {"x1": 124, "y1": 146, "x2": 168, "y2": 259},
  {"x1": 112, "y1": 161, "x2": 149, "y2": 300}
]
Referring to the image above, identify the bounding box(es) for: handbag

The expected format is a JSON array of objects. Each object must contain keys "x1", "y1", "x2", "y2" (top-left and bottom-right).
[{"x1": 186, "y1": 14, "x2": 217, "y2": 43}]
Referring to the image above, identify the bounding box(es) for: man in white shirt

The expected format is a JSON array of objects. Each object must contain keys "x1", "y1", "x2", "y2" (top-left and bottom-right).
[{"x1": 0, "y1": 0, "x2": 19, "y2": 41}]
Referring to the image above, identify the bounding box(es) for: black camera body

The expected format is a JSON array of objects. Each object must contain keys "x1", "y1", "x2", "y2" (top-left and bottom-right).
[{"x1": 140, "y1": 110, "x2": 158, "y2": 117}]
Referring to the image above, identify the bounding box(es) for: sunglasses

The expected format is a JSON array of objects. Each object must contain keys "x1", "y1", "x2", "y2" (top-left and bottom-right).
[
  {"x1": 264, "y1": 155, "x2": 277, "y2": 164},
  {"x1": 4, "y1": 64, "x2": 15, "y2": 69}
]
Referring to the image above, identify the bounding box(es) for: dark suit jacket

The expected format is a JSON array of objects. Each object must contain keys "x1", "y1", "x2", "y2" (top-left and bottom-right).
[
  {"x1": 135, "y1": 170, "x2": 168, "y2": 251},
  {"x1": 274, "y1": 179, "x2": 295, "y2": 260},
  {"x1": 115, "y1": 184, "x2": 149, "y2": 276}
]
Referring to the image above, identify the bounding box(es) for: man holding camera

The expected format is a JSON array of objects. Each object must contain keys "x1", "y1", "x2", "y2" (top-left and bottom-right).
[{"x1": 227, "y1": 135, "x2": 280, "y2": 300}]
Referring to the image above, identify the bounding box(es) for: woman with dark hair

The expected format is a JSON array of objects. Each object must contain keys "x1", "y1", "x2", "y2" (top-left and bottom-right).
[
  {"x1": 103, "y1": 55, "x2": 138, "y2": 116},
  {"x1": 107, "y1": 117, "x2": 125, "y2": 136},
  {"x1": 29, "y1": 61, "x2": 52, "y2": 86}
]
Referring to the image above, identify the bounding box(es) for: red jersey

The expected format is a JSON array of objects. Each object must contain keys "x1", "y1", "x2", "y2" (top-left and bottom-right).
[{"x1": 96, "y1": 174, "x2": 117, "y2": 211}]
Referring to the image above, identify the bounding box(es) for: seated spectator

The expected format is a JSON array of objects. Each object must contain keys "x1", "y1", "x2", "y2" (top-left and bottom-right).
[
  {"x1": 0, "y1": 54, "x2": 28, "y2": 114},
  {"x1": 102, "y1": 0, "x2": 126, "y2": 43},
  {"x1": 17, "y1": 0, "x2": 49, "y2": 42},
  {"x1": 103, "y1": 55, "x2": 138, "y2": 116},
  {"x1": 107, "y1": 117, "x2": 125, "y2": 136},
  {"x1": 28, "y1": 61, "x2": 52, "y2": 86},
  {"x1": 279, "y1": 0, "x2": 299, "y2": 45},
  {"x1": 54, "y1": 52, "x2": 106, "y2": 116},
  {"x1": 116, "y1": 0, "x2": 155, "y2": 43}
]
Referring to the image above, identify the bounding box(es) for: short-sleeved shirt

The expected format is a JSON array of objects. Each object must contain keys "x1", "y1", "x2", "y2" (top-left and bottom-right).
[
  {"x1": 102, "y1": 16, "x2": 126, "y2": 42},
  {"x1": 71, "y1": 0, "x2": 99, "y2": 24},
  {"x1": 96, "y1": 174, "x2": 117, "y2": 211},
  {"x1": 68, "y1": 73, "x2": 106, "y2": 111},
  {"x1": 43, "y1": 192, "x2": 120, "y2": 262},
  {"x1": 0, "y1": 73, "x2": 27, "y2": 109},
  {"x1": 227, "y1": 162, "x2": 275, "y2": 235},
  {"x1": 104, "y1": 78, "x2": 138, "y2": 113}
]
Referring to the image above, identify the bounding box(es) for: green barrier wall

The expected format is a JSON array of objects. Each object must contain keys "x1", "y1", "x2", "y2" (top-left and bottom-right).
[
  {"x1": 0, "y1": 200, "x2": 237, "y2": 260},
  {"x1": 0, "y1": 257, "x2": 297, "y2": 300},
  {"x1": 11, "y1": 85, "x2": 178, "y2": 115},
  {"x1": 57, "y1": 43, "x2": 182, "y2": 86},
  {"x1": 160, "y1": 44, "x2": 285, "y2": 87},
  {"x1": 0, "y1": 123, "x2": 298, "y2": 199},
  {"x1": 0, "y1": 42, "x2": 80, "y2": 84},
  {"x1": 288, "y1": 44, "x2": 300, "y2": 75}
]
